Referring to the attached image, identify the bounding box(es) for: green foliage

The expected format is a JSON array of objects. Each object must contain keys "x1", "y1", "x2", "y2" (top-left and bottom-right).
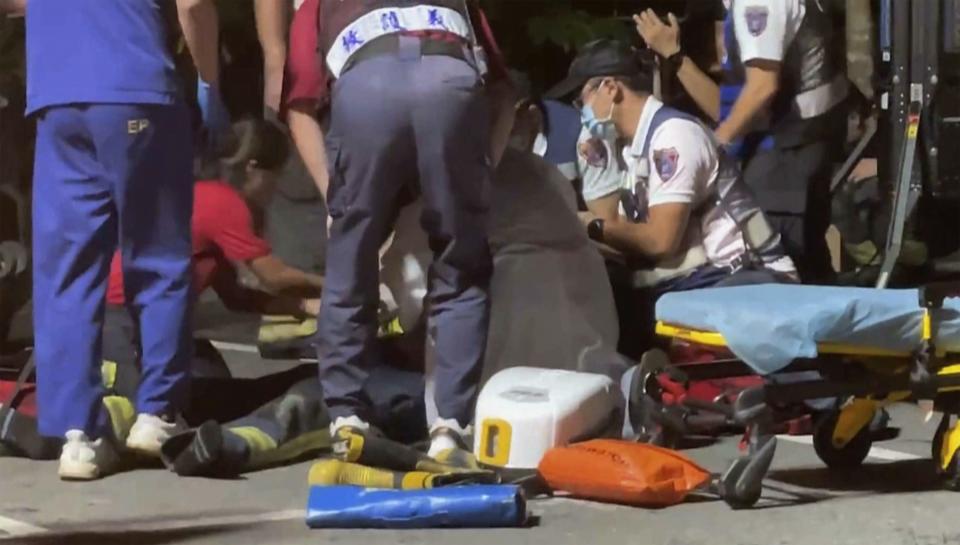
[{"x1": 526, "y1": 9, "x2": 631, "y2": 52}]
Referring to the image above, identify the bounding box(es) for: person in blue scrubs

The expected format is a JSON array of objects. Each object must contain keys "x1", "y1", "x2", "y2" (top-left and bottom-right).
[{"x1": 26, "y1": 0, "x2": 227, "y2": 480}]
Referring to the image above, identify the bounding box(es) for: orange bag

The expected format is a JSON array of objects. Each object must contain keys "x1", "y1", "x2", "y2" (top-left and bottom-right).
[{"x1": 537, "y1": 439, "x2": 711, "y2": 507}]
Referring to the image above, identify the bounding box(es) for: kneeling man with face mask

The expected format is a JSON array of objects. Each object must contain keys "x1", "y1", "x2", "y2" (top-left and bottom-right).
[{"x1": 547, "y1": 40, "x2": 797, "y2": 356}]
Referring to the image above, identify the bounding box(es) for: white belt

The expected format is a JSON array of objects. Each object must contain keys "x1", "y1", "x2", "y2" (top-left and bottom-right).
[{"x1": 327, "y1": 6, "x2": 472, "y2": 79}]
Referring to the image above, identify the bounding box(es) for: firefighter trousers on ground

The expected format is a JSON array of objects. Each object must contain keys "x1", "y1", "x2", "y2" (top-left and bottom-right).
[{"x1": 159, "y1": 364, "x2": 427, "y2": 477}]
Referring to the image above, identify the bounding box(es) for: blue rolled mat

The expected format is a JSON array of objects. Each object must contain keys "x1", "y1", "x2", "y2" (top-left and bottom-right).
[{"x1": 306, "y1": 485, "x2": 526, "y2": 529}]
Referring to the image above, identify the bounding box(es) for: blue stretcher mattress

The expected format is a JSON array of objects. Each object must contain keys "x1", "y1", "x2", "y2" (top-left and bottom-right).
[{"x1": 655, "y1": 285, "x2": 960, "y2": 375}]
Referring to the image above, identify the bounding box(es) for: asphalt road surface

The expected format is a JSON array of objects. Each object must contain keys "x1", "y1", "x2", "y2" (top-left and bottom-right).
[{"x1": 2, "y1": 300, "x2": 960, "y2": 545}]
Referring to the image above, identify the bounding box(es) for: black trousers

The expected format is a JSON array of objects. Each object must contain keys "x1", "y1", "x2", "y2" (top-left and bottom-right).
[{"x1": 741, "y1": 141, "x2": 836, "y2": 284}]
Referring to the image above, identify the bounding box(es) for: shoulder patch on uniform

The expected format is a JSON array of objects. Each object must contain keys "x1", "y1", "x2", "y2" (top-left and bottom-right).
[
  {"x1": 578, "y1": 138, "x2": 609, "y2": 169},
  {"x1": 744, "y1": 5, "x2": 769, "y2": 37},
  {"x1": 653, "y1": 148, "x2": 680, "y2": 182}
]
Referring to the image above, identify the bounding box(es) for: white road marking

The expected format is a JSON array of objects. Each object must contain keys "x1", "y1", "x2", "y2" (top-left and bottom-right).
[
  {"x1": 106, "y1": 508, "x2": 304, "y2": 533},
  {"x1": 778, "y1": 434, "x2": 924, "y2": 462},
  {"x1": 0, "y1": 509, "x2": 303, "y2": 540},
  {"x1": 0, "y1": 514, "x2": 48, "y2": 538}
]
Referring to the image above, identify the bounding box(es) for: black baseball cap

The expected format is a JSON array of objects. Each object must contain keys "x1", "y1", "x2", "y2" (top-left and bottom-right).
[{"x1": 545, "y1": 39, "x2": 655, "y2": 100}]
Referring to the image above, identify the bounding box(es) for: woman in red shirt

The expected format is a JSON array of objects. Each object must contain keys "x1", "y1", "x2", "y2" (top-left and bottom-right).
[{"x1": 101, "y1": 120, "x2": 324, "y2": 454}]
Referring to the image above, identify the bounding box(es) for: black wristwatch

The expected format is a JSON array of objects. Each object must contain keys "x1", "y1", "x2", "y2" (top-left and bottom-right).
[
  {"x1": 587, "y1": 218, "x2": 605, "y2": 243},
  {"x1": 663, "y1": 49, "x2": 684, "y2": 72}
]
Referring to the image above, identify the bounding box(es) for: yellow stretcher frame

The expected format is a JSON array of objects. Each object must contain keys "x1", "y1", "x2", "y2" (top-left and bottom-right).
[
  {"x1": 655, "y1": 321, "x2": 960, "y2": 383},
  {"x1": 657, "y1": 322, "x2": 924, "y2": 359},
  {"x1": 654, "y1": 320, "x2": 960, "y2": 471}
]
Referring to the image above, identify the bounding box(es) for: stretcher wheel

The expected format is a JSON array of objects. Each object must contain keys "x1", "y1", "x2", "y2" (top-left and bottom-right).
[{"x1": 812, "y1": 413, "x2": 872, "y2": 469}]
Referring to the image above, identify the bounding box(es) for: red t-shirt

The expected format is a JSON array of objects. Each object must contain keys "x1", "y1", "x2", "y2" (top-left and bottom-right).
[
  {"x1": 106, "y1": 181, "x2": 272, "y2": 305},
  {"x1": 282, "y1": 0, "x2": 508, "y2": 115}
]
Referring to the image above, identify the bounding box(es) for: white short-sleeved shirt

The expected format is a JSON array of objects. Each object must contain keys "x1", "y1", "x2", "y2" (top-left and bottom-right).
[
  {"x1": 732, "y1": 0, "x2": 805, "y2": 64},
  {"x1": 575, "y1": 127, "x2": 623, "y2": 202},
  {"x1": 534, "y1": 126, "x2": 622, "y2": 201},
  {"x1": 624, "y1": 97, "x2": 795, "y2": 274}
]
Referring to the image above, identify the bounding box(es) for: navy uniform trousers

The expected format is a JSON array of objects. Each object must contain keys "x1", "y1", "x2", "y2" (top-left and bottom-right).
[
  {"x1": 316, "y1": 37, "x2": 493, "y2": 428},
  {"x1": 32, "y1": 103, "x2": 194, "y2": 439}
]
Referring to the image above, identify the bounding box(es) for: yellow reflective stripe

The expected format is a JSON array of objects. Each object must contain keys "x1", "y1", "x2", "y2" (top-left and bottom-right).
[
  {"x1": 258, "y1": 317, "x2": 317, "y2": 343},
  {"x1": 101, "y1": 360, "x2": 118, "y2": 390},
  {"x1": 378, "y1": 316, "x2": 405, "y2": 338},
  {"x1": 229, "y1": 426, "x2": 278, "y2": 455},
  {"x1": 307, "y1": 459, "x2": 422, "y2": 489},
  {"x1": 246, "y1": 429, "x2": 331, "y2": 470},
  {"x1": 400, "y1": 471, "x2": 433, "y2": 490},
  {"x1": 102, "y1": 395, "x2": 135, "y2": 443},
  {"x1": 922, "y1": 309, "x2": 933, "y2": 341}
]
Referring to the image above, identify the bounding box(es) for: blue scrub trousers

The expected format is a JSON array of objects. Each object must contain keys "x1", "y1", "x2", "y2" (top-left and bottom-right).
[{"x1": 32, "y1": 103, "x2": 194, "y2": 440}]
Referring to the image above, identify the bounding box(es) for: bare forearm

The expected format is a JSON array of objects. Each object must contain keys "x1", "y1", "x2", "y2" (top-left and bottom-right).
[
  {"x1": 586, "y1": 194, "x2": 620, "y2": 223},
  {"x1": 254, "y1": 0, "x2": 289, "y2": 114},
  {"x1": 676, "y1": 57, "x2": 721, "y2": 122},
  {"x1": 260, "y1": 295, "x2": 312, "y2": 317},
  {"x1": 288, "y1": 107, "x2": 329, "y2": 198},
  {"x1": 221, "y1": 287, "x2": 309, "y2": 317},
  {"x1": 250, "y1": 255, "x2": 324, "y2": 295},
  {"x1": 602, "y1": 219, "x2": 668, "y2": 259},
  {"x1": 177, "y1": 0, "x2": 220, "y2": 85},
  {"x1": 715, "y1": 79, "x2": 777, "y2": 145},
  {"x1": 263, "y1": 268, "x2": 324, "y2": 294}
]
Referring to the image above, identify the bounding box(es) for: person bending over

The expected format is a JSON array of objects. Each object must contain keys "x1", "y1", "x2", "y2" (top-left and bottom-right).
[{"x1": 103, "y1": 120, "x2": 323, "y2": 414}]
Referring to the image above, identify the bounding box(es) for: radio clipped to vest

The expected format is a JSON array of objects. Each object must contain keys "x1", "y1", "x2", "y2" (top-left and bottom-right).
[{"x1": 620, "y1": 157, "x2": 650, "y2": 224}]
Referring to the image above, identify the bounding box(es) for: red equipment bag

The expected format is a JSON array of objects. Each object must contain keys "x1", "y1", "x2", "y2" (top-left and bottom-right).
[
  {"x1": 0, "y1": 351, "x2": 59, "y2": 459},
  {"x1": 538, "y1": 439, "x2": 712, "y2": 507}
]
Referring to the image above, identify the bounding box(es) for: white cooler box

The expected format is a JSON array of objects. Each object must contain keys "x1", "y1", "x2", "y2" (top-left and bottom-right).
[{"x1": 473, "y1": 367, "x2": 622, "y2": 469}]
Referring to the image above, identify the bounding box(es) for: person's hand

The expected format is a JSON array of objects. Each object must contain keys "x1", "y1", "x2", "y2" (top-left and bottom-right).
[
  {"x1": 197, "y1": 78, "x2": 231, "y2": 153},
  {"x1": 634, "y1": 9, "x2": 681, "y2": 59}
]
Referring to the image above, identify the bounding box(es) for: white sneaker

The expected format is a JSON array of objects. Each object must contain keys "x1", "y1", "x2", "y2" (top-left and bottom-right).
[
  {"x1": 428, "y1": 418, "x2": 473, "y2": 459},
  {"x1": 126, "y1": 414, "x2": 183, "y2": 456},
  {"x1": 58, "y1": 430, "x2": 119, "y2": 481},
  {"x1": 329, "y1": 415, "x2": 370, "y2": 438}
]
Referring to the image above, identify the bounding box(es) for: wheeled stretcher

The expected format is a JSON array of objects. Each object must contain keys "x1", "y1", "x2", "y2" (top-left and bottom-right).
[{"x1": 641, "y1": 282, "x2": 960, "y2": 508}]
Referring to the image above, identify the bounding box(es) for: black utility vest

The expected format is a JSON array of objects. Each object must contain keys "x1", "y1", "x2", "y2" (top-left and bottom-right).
[{"x1": 724, "y1": 0, "x2": 846, "y2": 148}]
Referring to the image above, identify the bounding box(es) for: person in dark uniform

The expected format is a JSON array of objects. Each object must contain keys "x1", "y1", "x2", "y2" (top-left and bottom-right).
[
  {"x1": 308, "y1": 1, "x2": 511, "y2": 456},
  {"x1": 26, "y1": 0, "x2": 224, "y2": 480},
  {"x1": 637, "y1": 0, "x2": 847, "y2": 283}
]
